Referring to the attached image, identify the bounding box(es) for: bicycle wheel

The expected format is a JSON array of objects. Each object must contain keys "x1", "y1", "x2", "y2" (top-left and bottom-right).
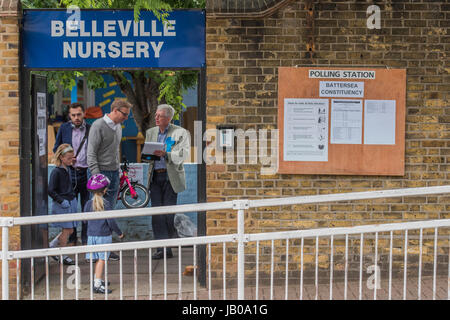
[{"x1": 121, "y1": 183, "x2": 150, "y2": 209}]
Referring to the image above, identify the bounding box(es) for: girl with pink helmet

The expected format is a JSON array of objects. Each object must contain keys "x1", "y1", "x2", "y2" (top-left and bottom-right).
[{"x1": 85, "y1": 173, "x2": 124, "y2": 294}]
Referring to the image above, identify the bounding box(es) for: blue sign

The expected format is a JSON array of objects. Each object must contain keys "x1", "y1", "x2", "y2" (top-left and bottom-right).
[{"x1": 23, "y1": 9, "x2": 205, "y2": 69}]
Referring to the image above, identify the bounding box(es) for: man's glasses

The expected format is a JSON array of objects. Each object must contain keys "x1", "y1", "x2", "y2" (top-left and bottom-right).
[{"x1": 117, "y1": 109, "x2": 130, "y2": 117}]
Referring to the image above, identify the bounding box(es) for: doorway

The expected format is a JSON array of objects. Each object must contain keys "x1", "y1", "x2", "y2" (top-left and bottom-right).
[{"x1": 19, "y1": 8, "x2": 207, "y2": 292}]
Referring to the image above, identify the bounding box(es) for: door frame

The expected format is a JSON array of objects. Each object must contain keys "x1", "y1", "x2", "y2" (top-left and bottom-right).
[{"x1": 19, "y1": 8, "x2": 207, "y2": 292}]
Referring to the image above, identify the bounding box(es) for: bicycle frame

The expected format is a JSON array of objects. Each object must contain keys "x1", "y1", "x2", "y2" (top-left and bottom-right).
[{"x1": 117, "y1": 164, "x2": 137, "y2": 200}]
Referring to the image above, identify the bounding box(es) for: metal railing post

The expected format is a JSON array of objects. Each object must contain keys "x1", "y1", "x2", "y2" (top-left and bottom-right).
[
  {"x1": 233, "y1": 200, "x2": 249, "y2": 300},
  {"x1": 2, "y1": 226, "x2": 9, "y2": 300},
  {"x1": 2, "y1": 219, "x2": 13, "y2": 300}
]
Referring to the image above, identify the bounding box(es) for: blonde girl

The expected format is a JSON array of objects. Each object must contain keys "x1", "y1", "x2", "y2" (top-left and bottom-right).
[{"x1": 48, "y1": 143, "x2": 78, "y2": 265}]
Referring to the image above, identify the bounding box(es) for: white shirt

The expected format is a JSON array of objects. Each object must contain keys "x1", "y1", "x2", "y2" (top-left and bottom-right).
[{"x1": 103, "y1": 114, "x2": 120, "y2": 131}]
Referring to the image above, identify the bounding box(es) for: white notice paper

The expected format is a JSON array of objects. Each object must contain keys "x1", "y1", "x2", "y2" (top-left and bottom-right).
[
  {"x1": 284, "y1": 98, "x2": 328, "y2": 162},
  {"x1": 37, "y1": 92, "x2": 47, "y2": 156},
  {"x1": 364, "y1": 100, "x2": 396, "y2": 145},
  {"x1": 142, "y1": 142, "x2": 165, "y2": 155},
  {"x1": 330, "y1": 99, "x2": 363, "y2": 144}
]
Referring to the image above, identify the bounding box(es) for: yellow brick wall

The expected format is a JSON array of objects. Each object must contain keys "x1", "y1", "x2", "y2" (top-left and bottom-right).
[
  {"x1": 0, "y1": 1, "x2": 20, "y2": 298},
  {"x1": 206, "y1": 0, "x2": 449, "y2": 288},
  {"x1": 0, "y1": 0, "x2": 448, "y2": 296}
]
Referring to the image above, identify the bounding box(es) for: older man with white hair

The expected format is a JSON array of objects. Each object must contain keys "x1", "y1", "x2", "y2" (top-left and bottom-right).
[{"x1": 145, "y1": 104, "x2": 190, "y2": 260}]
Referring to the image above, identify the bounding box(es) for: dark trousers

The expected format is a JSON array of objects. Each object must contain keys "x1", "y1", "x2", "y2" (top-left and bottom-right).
[
  {"x1": 68, "y1": 167, "x2": 90, "y2": 245},
  {"x1": 150, "y1": 171, "x2": 178, "y2": 254}
]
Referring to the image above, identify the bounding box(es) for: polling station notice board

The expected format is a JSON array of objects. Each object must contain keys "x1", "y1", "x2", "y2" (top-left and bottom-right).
[{"x1": 278, "y1": 67, "x2": 406, "y2": 176}]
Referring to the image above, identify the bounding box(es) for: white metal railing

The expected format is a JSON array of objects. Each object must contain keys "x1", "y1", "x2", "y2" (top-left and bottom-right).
[
  {"x1": 248, "y1": 219, "x2": 450, "y2": 300},
  {"x1": 1, "y1": 185, "x2": 450, "y2": 300}
]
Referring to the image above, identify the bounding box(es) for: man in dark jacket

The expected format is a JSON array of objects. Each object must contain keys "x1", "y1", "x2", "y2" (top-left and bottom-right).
[{"x1": 53, "y1": 102, "x2": 91, "y2": 245}]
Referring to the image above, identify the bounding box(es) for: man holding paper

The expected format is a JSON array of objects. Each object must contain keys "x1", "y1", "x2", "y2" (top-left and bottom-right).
[{"x1": 145, "y1": 104, "x2": 190, "y2": 260}]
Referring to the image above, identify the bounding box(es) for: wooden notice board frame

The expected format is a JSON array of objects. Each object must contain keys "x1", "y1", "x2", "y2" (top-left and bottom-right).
[{"x1": 277, "y1": 67, "x2": 406, "y2": 176}]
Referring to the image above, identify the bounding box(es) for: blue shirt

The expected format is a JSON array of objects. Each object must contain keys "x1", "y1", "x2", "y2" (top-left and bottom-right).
[{"x1": 154, "y1": 126, "x2": 168, "y2": 170}]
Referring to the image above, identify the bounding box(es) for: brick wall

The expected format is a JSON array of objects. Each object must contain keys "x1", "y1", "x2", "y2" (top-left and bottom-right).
[
  {"x1": 0, "y1": 0, "x2": 20, "y2": 298},
  {"x1": 206, "y1": 0, "x2": 449, "y2": 288},
  {"x1": 0, "y1": 0, "x2": 448, "y2": 296}
]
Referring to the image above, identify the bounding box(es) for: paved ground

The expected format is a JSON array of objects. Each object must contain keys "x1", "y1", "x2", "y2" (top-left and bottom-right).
[{"x1": 23, "y1": 247, "x2": 449, "y2": 300}]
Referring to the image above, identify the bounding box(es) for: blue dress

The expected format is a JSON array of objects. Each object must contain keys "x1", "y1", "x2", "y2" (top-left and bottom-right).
[
  {"x1": 84, "y1": 199, "x2": 122, "y2": 261},
  {"x1": 51, "y1": 198, "x2": 79, "y2": 228}
]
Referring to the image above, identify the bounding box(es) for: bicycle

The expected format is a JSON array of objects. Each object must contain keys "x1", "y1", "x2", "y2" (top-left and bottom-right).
[{"x1": 117, "y1": 156, "x2": 150, "y2": 209}]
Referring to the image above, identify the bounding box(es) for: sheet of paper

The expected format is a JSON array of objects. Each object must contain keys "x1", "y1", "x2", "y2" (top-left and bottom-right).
[
  {"x1": 364, "y1": 100, "x2": 396, "y2": 145},
  {"x1": 127, "y1": 163, "x2": 144, "y2": 184},
  {"x1": 37, "y1": 92, "x2": 47, "y2": 156},
  {"x1": 330, "y1": 99, "x2": 363, "y2": 144},
  {"x1": 284, "y1": 98, "x2": 328, "y2": 162},
  {"x1": 142, "y1": 142, "x2": 165, "y2": 155}
]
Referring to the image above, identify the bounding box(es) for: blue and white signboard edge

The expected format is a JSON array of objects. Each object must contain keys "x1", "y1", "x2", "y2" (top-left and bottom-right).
[{"x1": 22, "y1": 9, "x2": 206, "y2": 69}]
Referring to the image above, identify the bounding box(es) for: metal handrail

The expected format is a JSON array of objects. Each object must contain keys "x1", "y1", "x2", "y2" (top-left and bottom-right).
[
  {"x1": 9, "y1": 234, "x2": 237, "y2": 260},
  {"x1": 247, "y1": 218, "x2": 450, "y2": 242},
  {"x1": 8, "y1": 200, "x2": 236, "y2": 226},
  {"x1": 247, "y1": 185, "x2": 450, "y2": 208},
  {"x1": 3, "y1": 185, "x2": 449, "y2": 226}
]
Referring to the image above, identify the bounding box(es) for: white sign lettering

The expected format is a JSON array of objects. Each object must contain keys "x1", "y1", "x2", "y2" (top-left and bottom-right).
[
  {"x1": 52, "y1": 18, "x2": 175, "y2": 59},
  {"x1": 63, "y1": 41, "x2": 164, "y2": 59}
]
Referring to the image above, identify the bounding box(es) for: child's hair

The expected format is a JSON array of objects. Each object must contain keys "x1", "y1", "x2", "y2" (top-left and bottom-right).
[
  {"x1": 91, "y1": 189, "x2": 107, "y2": 212},
  {"x1": 53, "y1": 143, "x2": 74, "y2": 166}
]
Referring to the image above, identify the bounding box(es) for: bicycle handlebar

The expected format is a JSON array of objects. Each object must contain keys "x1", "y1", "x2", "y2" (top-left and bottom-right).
[{"x1": 120, "y1": 156, "x2": 129, "y2": 172}]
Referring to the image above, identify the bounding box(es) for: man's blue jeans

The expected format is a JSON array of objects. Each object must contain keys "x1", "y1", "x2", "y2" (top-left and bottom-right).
[{"x1": 100, "y1": 170, "x2": 120, "y2": 209}]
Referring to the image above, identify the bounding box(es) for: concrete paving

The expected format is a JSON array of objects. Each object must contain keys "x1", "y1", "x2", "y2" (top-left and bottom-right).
[{"x1": 24, "y1": 247, "x2": 197, "y2": 300}]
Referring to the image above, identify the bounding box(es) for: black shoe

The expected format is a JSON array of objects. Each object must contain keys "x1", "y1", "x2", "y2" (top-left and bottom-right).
[
  {"x1": 152, "y1": 250, "x2": 173, "y2": 260},
  {"x1": 52, "y1": 255, "x2": 75, "y2": 265},
  {"x1": 151, "y1": 251, "x2": 164, "y2": 260},
  {"x1": 62, "y1": 256, "x2": 75, "y2": 265},
  {"x1": 109, "y1": 252, "x2": 120, "y2": 261},
  {"x1": 93, "y1": 284, "x2": 112, "y2": 294},
  {"x1": 101, "y1": 280, "x2": 110, "y2": 286}
]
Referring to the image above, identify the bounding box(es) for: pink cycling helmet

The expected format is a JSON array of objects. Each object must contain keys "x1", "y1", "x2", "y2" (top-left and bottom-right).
[{"x1": 87, "y1": 174, "x2": 110, "y2": 191}]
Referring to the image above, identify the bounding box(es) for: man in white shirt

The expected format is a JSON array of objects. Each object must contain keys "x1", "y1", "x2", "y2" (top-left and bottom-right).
[{"x1": 87, "y1": 99, "x2": 132, "y2": 209}]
